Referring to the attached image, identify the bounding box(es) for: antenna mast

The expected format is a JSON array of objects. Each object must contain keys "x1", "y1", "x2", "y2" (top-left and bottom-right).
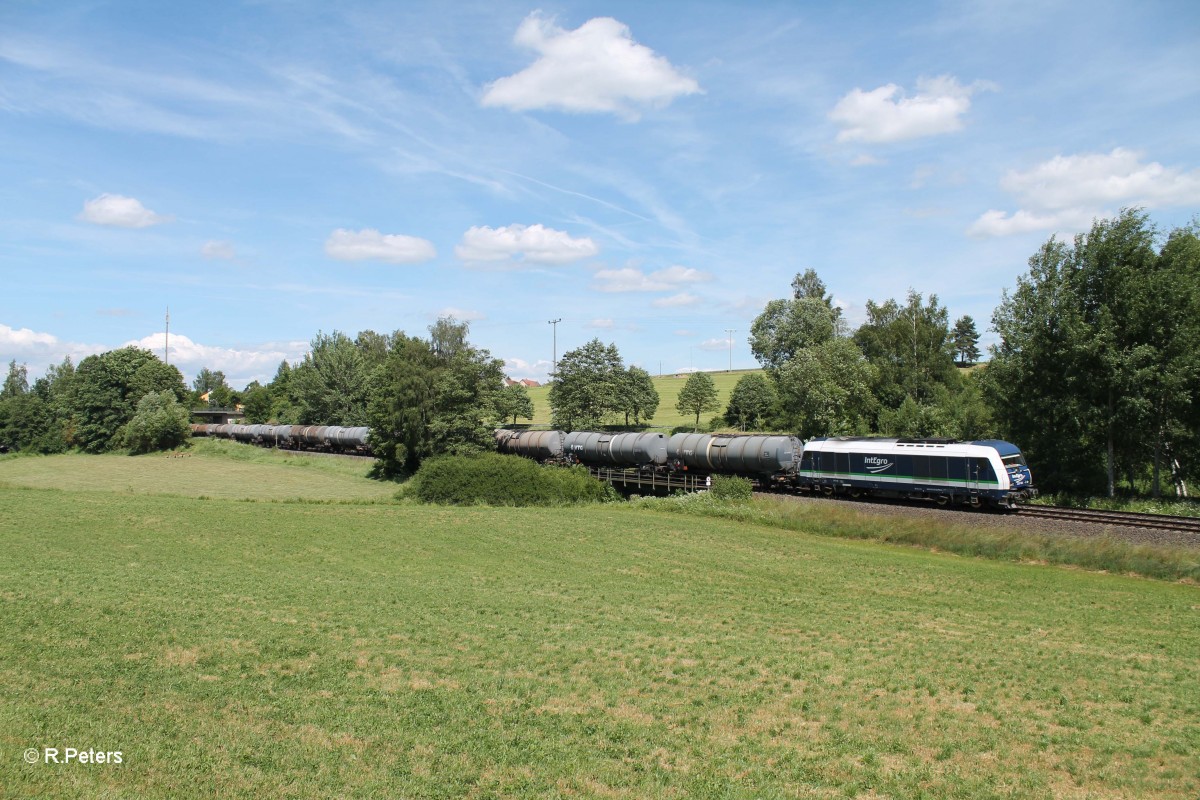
[{"x1": 165, "y1": 307, "x2": 170, "y2": 365}]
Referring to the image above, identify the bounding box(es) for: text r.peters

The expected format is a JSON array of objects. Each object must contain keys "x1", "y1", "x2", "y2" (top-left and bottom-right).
[{"x1": 42, "y1": 748, "x2": 123, "y2": 764}]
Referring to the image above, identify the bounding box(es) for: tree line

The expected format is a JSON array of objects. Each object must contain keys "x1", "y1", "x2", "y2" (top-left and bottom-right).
[
  {"x1": 731, "y1": 209, "x2": 1197, "y2": 497},
  {"x1": 2, "y1": 209, "x2": 1195, "y2": 496},
  {"x1": 0, "y1": 318, "x2": 534, "y2": 476}
]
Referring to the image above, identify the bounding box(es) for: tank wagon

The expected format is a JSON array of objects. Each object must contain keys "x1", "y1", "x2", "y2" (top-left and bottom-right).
[
  {"x1": 796, "y1": 437, "x2": 1036, "y2": 508},
  {"x1": 190, "y1": 423, "x2": 371, "y2": 454},
  {"x1": 669, "y1": 433, "x2": 801, "y2": 481},
  {"x1": 564, "y1": 431, "x2": 670, "y2": 468},
  {"x1": 493, "y1": 428, "x2": 801, "y2": 481},
  {"x1": 494, "y1": 429, "x2": 565, "y2": 461}
]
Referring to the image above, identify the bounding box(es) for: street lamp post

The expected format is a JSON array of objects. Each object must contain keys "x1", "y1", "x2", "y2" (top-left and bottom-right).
[{"x1": 548, "y1": 318, "x2": 561, "y2": 379}]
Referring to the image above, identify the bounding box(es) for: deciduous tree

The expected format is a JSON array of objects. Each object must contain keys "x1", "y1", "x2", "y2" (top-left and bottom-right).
[
  {"x1": 368, "y1": 319, "x2": 504, "y2": 477},
  {"x1": 773, "y1": 339, "x2": 875, "y2": 439},
  {"x1": 749, "y1": 270, "x2": 844, "y2": 374},
  {"x1": 724, "y1": 373, "x2": 776, "y2": 430},
  {"x1": 122, "y1": 390, "x2": 192, "y2": 453},
  {"x1": 495, "y1": 383, "x2": 535, "y2": 425},
  {"x1": 291, "y1": 331, "x2": 370, "y2": 426},
  {"x1": 70, "y1": 347, "x2": 186, "y2": 453},
  {"x1": 676, "y1": 371, "x2": 719, "y2": 431},
  {"x1": 622, "y1": 366, "x2": 659, "y2": 425},
  {"x1": 853, "y1": 290, "x2": 960, "y2": 412},
  {"x1": 984, "y1": 209, "x2": 1194, "y2": 496},
  {"x1": 548, "y1": 339, "x2": 625, "y2": 429}
]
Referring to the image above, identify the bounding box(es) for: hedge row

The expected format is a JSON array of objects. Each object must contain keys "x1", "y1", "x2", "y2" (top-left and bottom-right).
[{"x1": 412, "y1": 453, "x2": 612, "y2": 506}]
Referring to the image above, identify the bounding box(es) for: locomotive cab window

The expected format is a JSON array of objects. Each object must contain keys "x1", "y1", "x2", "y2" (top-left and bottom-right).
[{"x1": 1001, "y1": 454, "x2": 1027, "y2": 468}]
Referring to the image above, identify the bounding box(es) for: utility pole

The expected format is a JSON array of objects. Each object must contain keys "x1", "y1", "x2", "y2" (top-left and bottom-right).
[
  {"x1": 164, "y1": 307, "x2": 170, "y2": 365},
  {"x1": 548, "y1": 318, "x2": 561, "y2": 379},
  {"x1": 725, "y1": 328, "x2": 735, "y2": 372}
]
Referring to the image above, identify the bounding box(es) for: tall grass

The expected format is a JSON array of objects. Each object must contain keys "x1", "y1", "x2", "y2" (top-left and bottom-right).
[{"x1": 631, "y1": 493, "x2": 1200, "y2": 582}]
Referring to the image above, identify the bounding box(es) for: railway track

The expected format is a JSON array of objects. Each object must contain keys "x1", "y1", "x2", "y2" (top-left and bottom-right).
[{"x1": 1014, "y1": 505, "x2": 1200, "y2": 534}]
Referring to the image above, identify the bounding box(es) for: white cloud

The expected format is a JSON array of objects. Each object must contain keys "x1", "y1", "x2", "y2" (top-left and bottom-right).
[
  {"x1": 455, "y1": 223, "x2": 598, "y2": 265},
  {"x1": 831, "y1": 76, "x2": 986, "y2": 144},
  {"x1": 436, "y1": 307, "x2": 485, "y2": 322},
  {"x1": 0, "y1": 323, "x2": 104, "y2": 375},
  {"x1": 850, "y1": 154, "x2": 884, "y2": 167},
  {"x1": 1, "y1": 322, "x2": 59, "y2": 350},
  {"x1": 503, "y1": 356, "x2": 553, "y2": 382},
  {"x1": 999, "y1": 148, "x2": 1200, "y2": 209},
  {"x1": 324, "y1": 228, "x2": 436, "y2": 264},
  {"x1": 697, "y1": 337, "x2": 730, "y2": 352},
  {"x1": 78, "y1": 193, "x2": 171, "y2": 228},
  {"x1": 587, "y1": 318, "x2": 615, "y2": 329},
  {"x1": 0, "y1": 322, "x2": 307, "y2": 387},
  {"x1": 592, "y1": 265, "x2": 712, "y2": 292},
  {"x1": 968, "y1": 148, "x2": 1200, "y2": 237},
  {"x1": 481, "y1": 12, "x2": 701, "y2": 119},
  {"x1": 652, "y1": 292, "x2": 700, "y2": 308},
  {"x1": 201, "y1": 240, "x2": 236, "y2": 260},
  {"x1": 673, "y1": 329, "x2": 694, "y2": 337},
  {"x1": 966, "y1": 209, "x2": 1090, "y2": 238},
  {"x1": 124, "y1": 331, "x2": 308, "y2": 388}
]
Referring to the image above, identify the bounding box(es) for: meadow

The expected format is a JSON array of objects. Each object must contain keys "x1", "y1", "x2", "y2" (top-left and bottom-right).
[
  {"x1": 523, "y1": 369, "x2": 759, "y2": 430},
  {"x1": 1, "y1": 447, "x2": 1198, "y2": 798}
]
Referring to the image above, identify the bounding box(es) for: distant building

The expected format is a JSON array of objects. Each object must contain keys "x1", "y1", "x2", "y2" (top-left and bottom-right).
[{"x1": 504, "y1": 378, "x2": 541, "y2": 388}]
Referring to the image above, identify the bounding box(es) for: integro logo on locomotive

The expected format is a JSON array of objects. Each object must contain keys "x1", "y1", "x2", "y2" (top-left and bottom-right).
[{"x1": 863, "y1": 456, "x2": 894, "y2": 473}]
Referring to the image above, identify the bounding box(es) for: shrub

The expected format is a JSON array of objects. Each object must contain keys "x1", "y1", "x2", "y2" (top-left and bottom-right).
[
  {"x1": 411, "y1": 453, "x2": 613, "y2": 506},
  {"x1": 709, "y1": 475, "x2": 753, "y2": 502},
  {"x1": 121, "y1": 391, "x2": 191, "y2": 454}
]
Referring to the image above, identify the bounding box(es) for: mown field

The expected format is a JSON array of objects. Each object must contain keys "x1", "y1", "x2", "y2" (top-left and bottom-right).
[
  {"x1": 523, "y1": 369, "x2": 760, "y2": 430},
  {"x1": 1, "y1": 449, "x2": 1198, "y2": 798}
]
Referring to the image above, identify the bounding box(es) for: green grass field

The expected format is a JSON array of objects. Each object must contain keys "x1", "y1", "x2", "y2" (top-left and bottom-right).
[
  {"x1": 2, "y1": 448, "x2": 1198, "y2": 798},
  {"x1": 524, "y1": 369, "x2": 761, "y2": 430}
]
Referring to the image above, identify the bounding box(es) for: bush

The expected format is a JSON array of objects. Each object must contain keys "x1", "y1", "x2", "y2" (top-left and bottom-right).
[
  {"x1": 122, "y1": 391, "x2": 191, "y2": 454},
  {"x1": 411, "y1": 453, "x2": 613, "y2": 506},
  {"x1": 709, "y1": 475, "x2": 753, "y2": 502}
]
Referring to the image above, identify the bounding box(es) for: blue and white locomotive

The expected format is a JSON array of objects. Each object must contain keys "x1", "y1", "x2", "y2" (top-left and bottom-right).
[{"x1": 796, "y1": 437, "x2": 1036, "y2": 508}]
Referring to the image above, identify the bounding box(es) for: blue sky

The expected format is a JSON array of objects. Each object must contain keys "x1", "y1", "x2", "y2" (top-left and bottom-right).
[{"x1": 3, "y1": 0, "x2": 1198, "y2": 388}]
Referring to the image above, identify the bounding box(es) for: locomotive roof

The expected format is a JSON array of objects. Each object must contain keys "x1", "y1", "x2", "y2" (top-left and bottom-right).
[
  {"x1": 807, "y1": 436, "x2": 1023, "y2": 456},
  {"x1": 968, "y1": 439, "x2": 1023, "y2": 456}
]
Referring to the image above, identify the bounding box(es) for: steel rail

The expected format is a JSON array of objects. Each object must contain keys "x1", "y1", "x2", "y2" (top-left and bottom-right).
[{"x1": 1014, "y1": 505, "x2": 1200, "y2": 533}]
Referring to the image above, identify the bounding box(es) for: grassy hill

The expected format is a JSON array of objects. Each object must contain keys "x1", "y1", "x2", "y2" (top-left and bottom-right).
[
  {"x1": 523, "y1": 368, "x2": 763, "y2": 430},
  {"x1": 2, "y1": 448, "x2": 1198, "y2": 798}
]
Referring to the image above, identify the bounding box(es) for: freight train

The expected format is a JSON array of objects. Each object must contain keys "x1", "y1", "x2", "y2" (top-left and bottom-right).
[
  {"x1": 190, "y1": 423, "x2": 1035, "y2": 508},
  {"x1": 495, "y1": 429, "x2": 1036, "y2": 509},
  {"x1": 190, "y1": 423, "x2": 371, "y2": 454}
]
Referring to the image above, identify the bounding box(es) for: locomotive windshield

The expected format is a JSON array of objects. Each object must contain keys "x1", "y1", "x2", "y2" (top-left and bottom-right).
[{"x1": 1001, "y1": 454, "x2": 1027, "y2": 468}]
